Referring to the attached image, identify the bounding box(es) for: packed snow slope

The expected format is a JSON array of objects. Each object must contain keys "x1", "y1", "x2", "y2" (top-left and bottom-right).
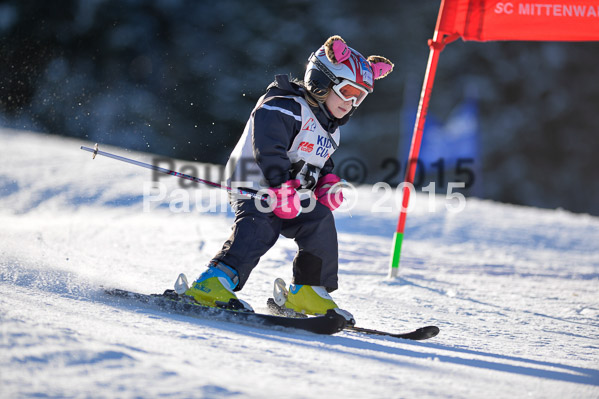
[{"x1": 1, "y1": 129, "x2": 598, "y2": 399}]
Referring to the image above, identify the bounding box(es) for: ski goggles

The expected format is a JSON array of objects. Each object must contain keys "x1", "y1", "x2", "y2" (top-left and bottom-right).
[{"x1": 332, "y1": 80, "x2": 369, "y2": 107}]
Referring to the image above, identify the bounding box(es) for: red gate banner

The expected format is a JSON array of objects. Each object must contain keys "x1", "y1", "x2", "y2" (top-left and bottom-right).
[
  {"x1": 389, "y1": 0, "x2": 599, "y2": 277},
  {"x1": 438, "y1": 0, "x2": 599, "y2": 41}
]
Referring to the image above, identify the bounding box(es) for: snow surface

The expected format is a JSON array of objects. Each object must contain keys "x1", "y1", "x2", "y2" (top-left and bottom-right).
[{"x1": 1, "y1": 129, "x2": 598, "y2": 398}]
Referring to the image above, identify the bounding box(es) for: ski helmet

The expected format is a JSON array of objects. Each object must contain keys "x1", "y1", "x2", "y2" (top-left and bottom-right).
[{"x1": 303, "y1": 35, "x2": 394, "y2": 103}]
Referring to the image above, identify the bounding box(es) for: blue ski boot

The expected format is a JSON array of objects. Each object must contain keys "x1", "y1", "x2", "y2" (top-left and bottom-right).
[
  {"x1": 179, "y1": 261, "x2": 252, "y2": 311},
  {"x1": 273, "y1": 278, "x2": 354, "y2": 322}
]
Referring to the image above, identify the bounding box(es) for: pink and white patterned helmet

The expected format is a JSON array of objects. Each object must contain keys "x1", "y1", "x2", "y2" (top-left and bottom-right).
[{"x1": 304, "y1": 35, "x2": 393, "y2": 99}]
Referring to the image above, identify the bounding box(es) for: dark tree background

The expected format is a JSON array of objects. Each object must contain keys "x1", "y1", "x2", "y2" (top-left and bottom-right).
[{"x1": 1, "y1": 0, "x2": 597, "y2": 215}]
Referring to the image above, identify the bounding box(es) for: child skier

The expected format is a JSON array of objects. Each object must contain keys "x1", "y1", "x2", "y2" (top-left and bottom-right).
[{"x1": 182, "y1": 35, "x2": 393, "y2": 318}]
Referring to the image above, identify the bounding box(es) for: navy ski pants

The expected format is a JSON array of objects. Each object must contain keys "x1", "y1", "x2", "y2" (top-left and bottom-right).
[{"x1": 213, "y1": 198, "x2": 339, "y2": 292}]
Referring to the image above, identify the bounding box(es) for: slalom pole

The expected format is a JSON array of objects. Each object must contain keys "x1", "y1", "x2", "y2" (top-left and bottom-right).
[
  {"x1": 388, "y1": 24, "x2": 458, "y2": 277},
  {"x1": 80, "y1": 144, "x2": 268, "y2": 201}
]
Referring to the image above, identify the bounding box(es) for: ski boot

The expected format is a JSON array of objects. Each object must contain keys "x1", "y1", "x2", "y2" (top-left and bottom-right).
[
  {"x1": 175, "y1": 261, "x2": 253, "y2": 312},
  {"x1": 272, "y1": 278, "x2": 354, "y2": 323}
]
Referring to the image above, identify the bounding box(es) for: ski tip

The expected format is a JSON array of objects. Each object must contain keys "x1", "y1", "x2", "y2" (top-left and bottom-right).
[{"x1": 416, "y1": 325, "x2": 440, "y2": 339}]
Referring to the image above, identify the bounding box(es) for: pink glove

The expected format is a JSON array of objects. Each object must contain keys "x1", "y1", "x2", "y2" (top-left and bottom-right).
[
  {"x1": 314, "y1": 174, "x2": 343, "y2": 211},
  {"x1": 270, "y1": 179, "x2": 301, "y2": 219}
]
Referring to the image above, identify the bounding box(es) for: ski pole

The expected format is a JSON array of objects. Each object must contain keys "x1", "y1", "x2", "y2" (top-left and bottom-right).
[{"x1": 80, "y1": 143, "x2": 269, "y2": 201}]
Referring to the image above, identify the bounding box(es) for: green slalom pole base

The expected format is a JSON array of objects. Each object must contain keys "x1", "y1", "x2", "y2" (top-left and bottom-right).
[{"x1": 388, "y1": 232, "x2": 404, "y2": 278}]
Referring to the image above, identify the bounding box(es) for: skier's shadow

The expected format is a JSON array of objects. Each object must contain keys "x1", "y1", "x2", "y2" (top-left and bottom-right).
[
  {"x1": 96, "y1": 286, "x2": 599, "y2": 387},
  {"x1": 8, "y1": 263, "x2": 594, "y2": 388},
  {"x1": 246, "y1": 328, "x2": 599, "y2": 387},
  {"x1": 393, "y1": 275, "x2": 593, "y2": 327}
]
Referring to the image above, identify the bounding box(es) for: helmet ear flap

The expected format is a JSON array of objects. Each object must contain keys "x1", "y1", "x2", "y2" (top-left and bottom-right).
[
  {"x1": 368, "y1": 55, "x2": 394, "y2": 80},
  {"x1": 304, "y1": 68, "x2": 332, "y2": 99}
]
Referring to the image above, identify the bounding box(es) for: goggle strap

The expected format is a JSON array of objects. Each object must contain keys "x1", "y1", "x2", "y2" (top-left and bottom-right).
[{"x1": 309, "y1": 53, "x2": 341, "y2": 86}]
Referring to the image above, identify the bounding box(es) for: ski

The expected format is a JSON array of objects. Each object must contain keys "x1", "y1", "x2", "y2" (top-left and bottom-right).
[
  {"x1": 266, "y1": 298, "x2": 439, "y2": 341},
  {"x1": 104, "y1": 288, "x2": 347, "y2": 335},
  {"x1": 344, "y1": 324, "x2": 440, "y2": 341}
]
